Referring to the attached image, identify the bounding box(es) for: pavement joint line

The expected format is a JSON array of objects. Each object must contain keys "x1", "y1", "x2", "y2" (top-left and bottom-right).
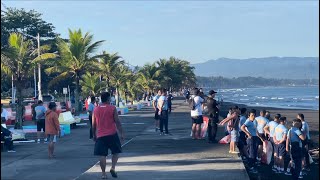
[{"x1": 72, "y1": 131, "x2": 141, "y2": 180}]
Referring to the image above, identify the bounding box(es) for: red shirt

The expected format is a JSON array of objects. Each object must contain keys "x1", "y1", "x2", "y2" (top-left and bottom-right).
[{"x1": 93, "y1": 104, "x2": 117, "y2": 138}]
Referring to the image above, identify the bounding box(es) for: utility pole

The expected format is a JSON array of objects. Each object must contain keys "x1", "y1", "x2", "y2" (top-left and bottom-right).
[
  {"x1": 34, "y1": 68, "x2": 37, "y2": 98},
  {"x1": 37, "y1": 33, "x2": 42, "y2": 101},
  {"x1": 11, "y1": 74, "x2": 14, "y2": 103}
]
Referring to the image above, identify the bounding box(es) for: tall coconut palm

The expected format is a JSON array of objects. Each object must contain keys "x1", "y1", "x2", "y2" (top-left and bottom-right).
[
  {"x1": 80, "y1": 72, "x2": 106, "y2": 96},
  {"x1": 44, "y1": 29, "x2": 104, "y2": 114},
  {"x1": 125, "y1": 73, "x2": 143, "y2": 104},
  {"x1": 111, "y1": 65, "x2": 132, "y2": 107},
  {"x1": 137, "y1": 63, "x2": 162, "y2": 93},
  {"x1": 1, "y1": 33, "x2": 56, "y2": 128},
  {"x1": 95, "y1": 51, "x2": 124, "y2": 91}
]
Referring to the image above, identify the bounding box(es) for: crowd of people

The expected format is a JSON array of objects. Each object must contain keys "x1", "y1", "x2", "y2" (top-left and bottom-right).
[
  {"x1": 1, "y1": 101, "x2": 60, "y2": 157},
  {"x1": 180, "y1": 87, "x2": 312, "y2": 180},
  {"x1": 1, "y1": 87, "x2": 314, "y2": 179},
  {"x1": 220, "y1": 106, "x2": 311, "y2": 180}
]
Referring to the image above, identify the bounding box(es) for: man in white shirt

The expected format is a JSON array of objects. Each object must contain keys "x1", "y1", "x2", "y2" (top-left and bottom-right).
[
  {"x1": 1, "y1": 104, "x2": 8, "y2": 123},
  {"x1": 152, "y1": 89, "x2": 161, "y2": 132},
  {"x1": 190, "y1": 88, "x2": 204, "y2": 139}
]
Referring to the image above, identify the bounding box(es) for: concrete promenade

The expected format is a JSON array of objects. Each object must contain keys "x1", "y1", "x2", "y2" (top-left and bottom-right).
[{"x1": 1, "y1": 99, "x2": 249, "y2": 180}]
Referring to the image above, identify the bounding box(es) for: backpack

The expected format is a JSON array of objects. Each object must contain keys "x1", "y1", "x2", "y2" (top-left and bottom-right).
[{"x1": 188, "y1": 97, "x2": 196, "y2": 110}]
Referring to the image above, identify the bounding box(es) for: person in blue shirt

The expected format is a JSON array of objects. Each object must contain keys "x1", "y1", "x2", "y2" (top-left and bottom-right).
[
  {"x1": 88, "y1": 96, "x2": 96, "y2": 139},
  {"x1": 273, "y1": 117, "x2": 288, "y2": 173},
  {"x1": 35, "y1": 100, "x2": 47, "y2": 143},
  {"x1": 297, "y1": 113, "x2": 311, "y2": 172},
  {"x1": 157, "y1": 88, "x2": 169, "y2": 135},
  {"x1": 238, "y1": 108, "x2": 248, "y2": 160},
  {"x1": 241, "y1": 109, "x2": 260, "y2": 174},
  {"x1": 285, "y1": 118, "x2": 305, "y2": 179},
  {"x1": 255, "y1": 110, "x2": 269, "y2": 163},
  {"x1": 264, "y1": 113, "x2": 281, "y2": 171}
]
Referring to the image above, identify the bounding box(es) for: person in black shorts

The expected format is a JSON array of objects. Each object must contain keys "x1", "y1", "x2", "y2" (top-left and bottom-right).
[
  {"x1": 93, "y1": 92, "x2": 124, "y2": 179},
  {"x1": 35, "y1": 100, "x2": 47, "y2": 143},
  {"x1": 238, "y1": 108, "x2": 248, "y2": 159}
]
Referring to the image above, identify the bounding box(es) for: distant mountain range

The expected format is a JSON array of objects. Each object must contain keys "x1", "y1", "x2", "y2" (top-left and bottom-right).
[{"x1": 192, "y1": 57, "x2": 319, "y2": 79}]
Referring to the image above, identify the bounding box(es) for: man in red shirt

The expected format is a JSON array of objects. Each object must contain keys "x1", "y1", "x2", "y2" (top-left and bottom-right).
[{"x1": 92, "y1": 92, "x2": 124, "y2": 179}]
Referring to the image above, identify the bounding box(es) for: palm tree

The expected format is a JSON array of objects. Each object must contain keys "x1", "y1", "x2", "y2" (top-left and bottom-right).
[
  {"x1": 44, "y1": 29, "x2": 104, "y2": 114},
  {"x1": 125, "y1": 73, "x2": 143, "y2": 104},
  {"x1": 80, "y1": 72, "x2": 106, "y2": 96},
  {"x1": 137, "y1": 63, "x2": 162, "y2": 93},
  {"x1": 95, "y1": 51, "x2": 124, "y2": 91},
  {"x1": 1, "y1": 33, "x2": 56, "y2": 128},
  {"x1": 156, "y1": 57, "x2": 196, "y2": 91},
  {"x1": 111, "y1": 65, "x2": 132, "y2": 107},
  {"x1": 156, "y1": 59, "x2": 172, "y2": 89}
]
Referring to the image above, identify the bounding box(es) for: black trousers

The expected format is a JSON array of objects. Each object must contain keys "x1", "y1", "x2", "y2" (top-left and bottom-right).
[
  {"x1": 1, "y1": 137, "x2": 14, "y2": 151},
  {"x1": 247, "y1": 136, "x2": 259, "y2": 168},
  {"x1": 89, "y1": 114, "x2": 93, "y2": 139},
  {"x1": 168, "y1": 103, "x2": 172, "y2": 113},
  {"x1": 291, "y1": 143, "x2": 303, "y2": 180},
  {"x1": 207, "y1": 120, "x2": 218, "y2": 142},
  {"x1": 160, "y1": 110, "x2": 169, "y2": 134}
]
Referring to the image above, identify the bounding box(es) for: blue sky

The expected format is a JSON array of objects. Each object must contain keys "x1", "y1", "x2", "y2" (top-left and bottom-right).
[{"x1": 2, "y1": 0, "x2": 319, "y2": 66}]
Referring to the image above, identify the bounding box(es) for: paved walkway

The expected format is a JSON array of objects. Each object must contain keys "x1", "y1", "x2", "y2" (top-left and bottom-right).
[
  {"x1": 76, "y1": 100, "x2": 249, "y2": 180},
  {"x1": 1, "y1": 99, "x2": 249, "y2": 180}
]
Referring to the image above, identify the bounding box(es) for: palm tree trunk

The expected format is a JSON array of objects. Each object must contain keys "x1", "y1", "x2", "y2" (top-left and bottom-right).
[
  {"x1": 74, "y1": 77, "x2": 80, "y2": 115},
  {"x1": 107, "y1": 77, "x2": 111, "y2": 92},
  {"x1": 15, "y1": 81, "x2": 23, "y2": 129},
  {"x1": 116, "y1": 86, "x2": 120, "y2": 107}
]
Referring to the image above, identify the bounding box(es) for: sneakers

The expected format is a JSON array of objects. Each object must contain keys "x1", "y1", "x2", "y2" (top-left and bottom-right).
[
  {"x1": 298, "y1": 175, "x2": 303, "y2": 179},
  {"x1": 7, "y1": 150, "x2": 16, "y2": 153},
  {"x1": 249, "y1": 167, "x2": 258, "y2": 174},
  {"x1": 255, "y1": 161, "x2": 261, "y2": 166},
  {"x1": 160, "y1": 132, "x2": 164, "y2": 135},
  {"x1": 304, "y1": 167, "x2": 311, "y2": 172},
  {"x1": 272, "y1": 167, "x2": 278, "y2": 172},
  {"x1": 44, "y1": 139, "x2": 48, "y2": 143},
  {"x1": 285, "y1": 171, "x2": 292, "y2": 176},
  {"x1": 37, "y1": 139, "x2": 40, "y2": 143},
  {"x1": 242, "y1": 156, "x2": 248, "y2": 162}
]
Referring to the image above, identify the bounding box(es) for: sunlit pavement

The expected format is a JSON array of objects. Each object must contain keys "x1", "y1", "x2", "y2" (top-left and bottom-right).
[{"x1": 1, "y1": 99, "x2": 248, "y2": 180}]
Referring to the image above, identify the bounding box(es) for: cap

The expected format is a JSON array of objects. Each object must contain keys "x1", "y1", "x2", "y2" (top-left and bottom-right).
[
  {"x1": 48, "y1": 102, "x2": 57, "y2": 109},
  {"x1": 209, "y1": 90, "x2": 217, "y2": 95}
]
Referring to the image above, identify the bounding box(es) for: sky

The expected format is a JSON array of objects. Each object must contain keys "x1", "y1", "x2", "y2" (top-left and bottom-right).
[{"x1": 2, "y1": 0, "x2": 319, "y2": 66}]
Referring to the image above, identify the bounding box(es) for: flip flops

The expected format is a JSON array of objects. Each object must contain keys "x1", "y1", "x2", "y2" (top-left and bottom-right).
[
  {"x1": 101, "y1": 174, "x2": 107, "y2": 179},
  {"x1": 110, "y1": 169, "x2": 118, "y2": 178}
]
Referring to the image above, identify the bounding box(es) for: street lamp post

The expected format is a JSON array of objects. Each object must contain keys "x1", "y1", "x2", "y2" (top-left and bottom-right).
[{"x1": 37, "y1": 33, "x2": 42, "y2": 101}]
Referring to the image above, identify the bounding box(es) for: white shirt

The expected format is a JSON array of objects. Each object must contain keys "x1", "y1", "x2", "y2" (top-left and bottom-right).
[
  {"x1": 190, "y1": 95, "x2": 204, "y2": 116},
  {"x1": 302, "y1": 121, "x2": 310, "y2": 139},
  {"x1": 1, "y1": 108, "x2": 8, "y2": 121}
]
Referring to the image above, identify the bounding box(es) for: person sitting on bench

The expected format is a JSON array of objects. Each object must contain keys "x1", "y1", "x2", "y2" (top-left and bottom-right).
[{"x1": 1, "y1": 125, "x2": 15, "y2": 152}]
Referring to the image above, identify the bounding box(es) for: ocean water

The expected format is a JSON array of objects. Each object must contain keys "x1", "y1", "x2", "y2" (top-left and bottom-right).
[{"x1": 208, "y1": 86, "x2": 319, "y2": 110}]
